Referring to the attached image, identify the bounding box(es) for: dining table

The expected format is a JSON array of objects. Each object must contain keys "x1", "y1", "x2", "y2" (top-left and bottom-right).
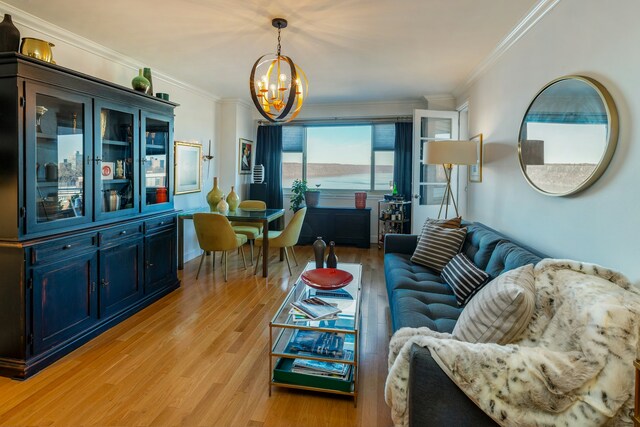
[{"x1": 177, "y1": 207, "x2": 285, "y2": 277}]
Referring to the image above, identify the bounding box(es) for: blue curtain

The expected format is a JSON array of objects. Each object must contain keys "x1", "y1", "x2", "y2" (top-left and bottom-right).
[
  {"x1": 393, "y1": 122, "x2": 413, "y2": 232},
  {"x1": 255, "y1": 125, "x2": 283, "y2": 228}
]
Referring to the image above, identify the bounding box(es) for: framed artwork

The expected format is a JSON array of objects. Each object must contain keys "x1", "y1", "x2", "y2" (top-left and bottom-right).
[
  {"x1": 468, "y1": 133, "x2": 483, "y2": 183},
  {"x1": 174, "y1": 141, "x2": 202, "y2": 194},
  {"x1": 239, "y1": 138, "x2": 253, "y2": 174}
]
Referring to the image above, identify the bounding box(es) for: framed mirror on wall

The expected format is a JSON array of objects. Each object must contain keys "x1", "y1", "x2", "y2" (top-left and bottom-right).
[{"x1": 518, "y1": 75, "x2": 619, "y2": 196}]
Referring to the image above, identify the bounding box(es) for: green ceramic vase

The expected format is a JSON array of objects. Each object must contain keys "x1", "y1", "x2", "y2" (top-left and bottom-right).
[
  {"x1": 206, "y1": 177, "x2": 224, "y2": 211},
  {"x1": 131, "y1": 69, "x2": 150, "y2": 93},
  {"x1": 226, "y1": 186, "x2": 240, "y2": 211}
]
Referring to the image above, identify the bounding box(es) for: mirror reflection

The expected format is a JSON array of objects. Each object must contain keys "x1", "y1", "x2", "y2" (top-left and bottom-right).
[{"x1": 518, "y1": 76, "x2": 618, "y2": 196}]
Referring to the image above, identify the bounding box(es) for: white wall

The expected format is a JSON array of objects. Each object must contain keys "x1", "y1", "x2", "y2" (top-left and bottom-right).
[
  {"x1": 462, "y1": 0, "x2": 640, "y2": 282},
  {"x1": 8, "y1": 11, "x2": 219, "y2": 264}
]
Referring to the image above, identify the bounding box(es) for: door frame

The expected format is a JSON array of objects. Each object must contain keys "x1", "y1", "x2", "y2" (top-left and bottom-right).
[{"x1": 411, "y1": 109, "x2": 459, "y2": 233}]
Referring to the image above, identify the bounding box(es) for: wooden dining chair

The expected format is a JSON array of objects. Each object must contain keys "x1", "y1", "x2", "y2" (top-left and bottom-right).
[
  {"x1": 193, "y1": 213, "x2": 247, "y2": 281},
  {"x1": 254, "y1": 207, "x2": 306, "y2": 275},
  {"x1": 231, "y1": 200, "x2": 267, "y2": 263}
]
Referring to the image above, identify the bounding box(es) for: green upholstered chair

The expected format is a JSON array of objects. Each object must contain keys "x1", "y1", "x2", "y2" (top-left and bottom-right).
[
  {"x1": 254, "y1": 207, "x2": 306, "y2": 275},
  {"x1": 193, "y1": 213, "x2": 247, "y2": 281},
  {"x1": 231, "y1": 200, "x2": 267, "y2": 263}
]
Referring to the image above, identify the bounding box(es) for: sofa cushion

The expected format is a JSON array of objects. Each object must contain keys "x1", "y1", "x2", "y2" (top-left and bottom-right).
[
  {"x1": 411, "y1": 225, "x2": 467, "y2": 272},
  {"x1": 391, "y1": 288, "x2": 462, "y2": 332},
  {"x1": 385, "y1": 253, "x2": 449, "y2": 296},
  {"x1": 460, "y1": 224, "x2": 504, "y2": 270},
  {"x1": 441, "y1": 253, "x2": 490, "y2": 306},
  {"x1": 453, "y1": 264, "x2": 536, "y2": 344},
  {"x1": 485, "y1": 241, "x2": 542, "y2": 279}
]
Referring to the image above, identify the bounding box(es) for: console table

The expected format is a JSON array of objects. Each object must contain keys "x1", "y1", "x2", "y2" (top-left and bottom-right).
[{"x1": 298, "y1": 207, "x2": 371, "y2": 248}]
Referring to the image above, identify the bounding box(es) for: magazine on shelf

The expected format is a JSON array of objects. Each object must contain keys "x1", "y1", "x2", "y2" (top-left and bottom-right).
[
  {"x1": 291, "y1": 297, "x2": 341, "y2": 320},
  {"x1": 292, "y1": 351, "x2": 352, "y2": 379},
  {"x1": 289, "y1": 307, "x2": 339, "y2": 322},
  {"x1": 287, "y1": 330, "x2": 345, "y2": 357}
]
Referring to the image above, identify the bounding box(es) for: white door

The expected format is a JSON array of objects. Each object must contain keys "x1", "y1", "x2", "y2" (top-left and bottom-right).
[{"x1": 411, "y1": 109, "x2": 459, "y2": 233}]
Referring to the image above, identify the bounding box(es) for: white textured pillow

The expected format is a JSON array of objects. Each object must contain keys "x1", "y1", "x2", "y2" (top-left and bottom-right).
[{"x1": 453, "y1": 264, "x2": 536, "y2": 344}]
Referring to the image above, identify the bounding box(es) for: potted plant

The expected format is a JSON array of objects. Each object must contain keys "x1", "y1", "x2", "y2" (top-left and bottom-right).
[
  {"x1": 290, "y1": 178, "x2": 308, "y2": 211},
  {"x1": 304, "y1": 184, "x2": 321, "y2": 208}
]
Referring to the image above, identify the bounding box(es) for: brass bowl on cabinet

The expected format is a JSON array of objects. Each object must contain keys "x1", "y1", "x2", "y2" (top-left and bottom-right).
[{"x1": 20, "y1": 37, "x2": 56, "y2": 64}]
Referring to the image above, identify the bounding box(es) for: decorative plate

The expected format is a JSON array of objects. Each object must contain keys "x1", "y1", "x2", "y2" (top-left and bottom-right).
[{"x1": 301, "y1": 268, "x2": 353, "y2": 290}]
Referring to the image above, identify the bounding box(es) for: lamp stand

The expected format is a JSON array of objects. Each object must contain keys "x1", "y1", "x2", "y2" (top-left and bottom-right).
[{"x1": 437, "y1": 164, "x2": 459, "y2": 219}]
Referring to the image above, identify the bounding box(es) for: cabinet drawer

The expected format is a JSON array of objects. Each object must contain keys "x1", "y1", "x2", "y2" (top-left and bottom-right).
[
  {"x1": 145, "y1": 215, "x2": 175, "y2": 233},
  {"x1": 31, "y1": 234, "x2": 97, "y2": 265},
  {"x1": 99, "y1": 223, "x2": 143, "y2": 247}
]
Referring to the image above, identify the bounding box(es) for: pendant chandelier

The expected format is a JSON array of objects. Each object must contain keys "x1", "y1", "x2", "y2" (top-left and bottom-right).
[{"x1": 249, "y1": 18, "x2": 308, "y2": 123}]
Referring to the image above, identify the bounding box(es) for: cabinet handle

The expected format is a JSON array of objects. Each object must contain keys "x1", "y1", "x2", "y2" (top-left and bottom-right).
[
  {"x1": 95, "y1": 157, "x2": 102, "y2": 163},
  {"x1": 91, "y1": 282, "x2": 96, "y2": 292},
  {"x1": 120, "y1": 230, "x2": 127, "y2": 235},
  {"x1": 62, "y1": 244, "x2": 72, "y2": 250},
  {"x1": 101, "y1": 279, "x2": 110, "y2": 287}
]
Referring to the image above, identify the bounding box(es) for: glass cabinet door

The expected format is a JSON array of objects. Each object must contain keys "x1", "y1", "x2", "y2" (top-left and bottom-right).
[
  {"x1": 141, "y1": 112, "x2": 173, "y2": 212},
  {"x1": 95, "y1": 101, "x2": 139, "y2": 219},
  {"x1": 26, "y1": 84, "x2": 93, "y2": 233}
]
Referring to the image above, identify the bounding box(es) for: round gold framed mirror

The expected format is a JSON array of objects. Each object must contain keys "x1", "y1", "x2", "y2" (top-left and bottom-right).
[{"x1": 518, "y1": 75, "x2": 618, "y2": 196}]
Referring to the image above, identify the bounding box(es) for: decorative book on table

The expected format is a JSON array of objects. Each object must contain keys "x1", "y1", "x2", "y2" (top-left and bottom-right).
[
  {"x1": 292, "y1": 352, "x2": 351, "y2": 379},
  {"x1": 291, "y1": 297, "x2": 341, "y2": 320},
  {"x1": 287, "y1": 330, "x2": 345, "y2": 357}
]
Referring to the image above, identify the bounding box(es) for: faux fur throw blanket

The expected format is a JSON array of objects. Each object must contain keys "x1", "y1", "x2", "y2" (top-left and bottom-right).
[{"x1": 385, "y1": 259, "x2": 640, "y2": 427}]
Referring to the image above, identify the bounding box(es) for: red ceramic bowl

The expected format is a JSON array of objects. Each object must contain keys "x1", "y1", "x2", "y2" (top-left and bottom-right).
[{"x1": 300, "y1": 268, "x2": 354, "y2": 290}]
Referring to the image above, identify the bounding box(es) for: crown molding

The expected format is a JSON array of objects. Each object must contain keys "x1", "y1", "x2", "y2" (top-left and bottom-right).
[
  {"x1": 0, "y1": 1, "x2": 220, "y2": 102},
  {"x1": 453, "y1": 0, "x2": 561, "y2": 98},
  {"x1": 423, "y1": 94, "x2": 455, "y2": 102}
]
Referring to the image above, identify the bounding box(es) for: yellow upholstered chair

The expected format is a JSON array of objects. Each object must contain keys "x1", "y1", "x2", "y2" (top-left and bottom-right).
[
  {"x1": 193, "y1": 213, "x2": 247, "y2": 281},
  {"x1": 231, "y1": 200, "x2": 267, "y2": 262},
  {"x1": 254, "y1": 207, "x2": 307, "y2": 275}
]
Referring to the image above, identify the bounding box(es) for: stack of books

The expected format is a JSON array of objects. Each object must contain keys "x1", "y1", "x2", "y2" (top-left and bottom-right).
[
  {"x1": 290, "y1": 297, "x2": 341, "y2": 321},
  {"x1": 287, "y1": 330, "x2": 346, "y2": 358},
  {"x1": 292, "y1": 353, "x2": 351, "y2": 380}
]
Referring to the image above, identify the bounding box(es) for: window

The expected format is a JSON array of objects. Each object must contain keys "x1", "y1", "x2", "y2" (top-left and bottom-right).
[{"x1": 282, "y1": 124, "x2": 396, "y2": 191}]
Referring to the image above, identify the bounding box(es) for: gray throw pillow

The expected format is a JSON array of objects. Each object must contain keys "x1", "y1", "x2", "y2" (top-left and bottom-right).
[{"x1": 411, "y1": 224, "x2": 467, "y2": 272}]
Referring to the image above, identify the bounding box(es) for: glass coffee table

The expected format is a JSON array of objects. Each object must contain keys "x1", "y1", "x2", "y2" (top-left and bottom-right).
[{"x1": 269, "y1": 261, "x2": 362, "y2": 406}]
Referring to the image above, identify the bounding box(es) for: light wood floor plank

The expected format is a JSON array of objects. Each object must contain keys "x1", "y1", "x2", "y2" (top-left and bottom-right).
[{"x1": 0, "y1": 245, "x2": 393, "y2": 427}]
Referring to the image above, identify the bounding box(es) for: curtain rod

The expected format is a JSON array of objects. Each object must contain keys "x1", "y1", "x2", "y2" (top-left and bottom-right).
[{"x1": 257, "y1": 115, "x2": 413, "y2": 126}]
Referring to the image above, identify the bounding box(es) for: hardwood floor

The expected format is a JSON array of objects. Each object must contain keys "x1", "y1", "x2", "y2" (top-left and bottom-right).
[{"x1": 0, "y1": 245, "x2": 393, "y2": 427}]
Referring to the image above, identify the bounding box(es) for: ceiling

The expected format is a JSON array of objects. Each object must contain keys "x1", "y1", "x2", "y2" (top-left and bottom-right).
[{"x1": 5, "y1": 0, "x2": 539, "y2": 104}]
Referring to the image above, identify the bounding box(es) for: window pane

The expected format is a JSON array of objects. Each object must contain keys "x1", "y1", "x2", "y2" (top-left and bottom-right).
[
  {"x1": 282, "y1": 152, "x2": 302, "y2": 188},
  {"x1": 306, "y1": 126, "x2": 371, "y2": 190},
  {"x1": 374, "y1": 151, "x2": 394, "y2": 191}
]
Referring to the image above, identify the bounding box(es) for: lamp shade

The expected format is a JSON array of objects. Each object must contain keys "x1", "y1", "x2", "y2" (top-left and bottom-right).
[{"x1": 423, "y1": 140, "x2": 478, "y2": 165}]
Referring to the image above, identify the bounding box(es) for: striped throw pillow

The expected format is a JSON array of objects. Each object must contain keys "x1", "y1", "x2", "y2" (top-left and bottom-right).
[
  {"x1": 417, "y1": 216, "x2": 462, "y2": 243},
  {"x1": 410, "y1": 225, "x2": 467, "y2": 272},
  {"x1": 453, "y1": 264, "x2": 536, "y2": 344},
  {"x1": 441, "y1": 253, "x2": 489, "y2": 306}
]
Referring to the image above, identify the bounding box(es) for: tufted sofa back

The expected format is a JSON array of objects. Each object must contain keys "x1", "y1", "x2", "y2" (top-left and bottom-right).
[{"x1": 461, "y1": 222, "x2": 544, "y2": 278}]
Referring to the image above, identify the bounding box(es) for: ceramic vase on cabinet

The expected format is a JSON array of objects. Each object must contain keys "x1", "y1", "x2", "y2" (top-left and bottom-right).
[
  {"x1": 0, "y1": 14, "x2": 20, "y2": 52},
  {"x1": 131, "y1": 69, "x2": 150, "y2": 93},
  {"x1": 143, "y1": 67, "x2": 154, "y2": 96},
  {"x1": 206, "y1": 177, "x2": 224, "y2": 211},
  {"x1": 226, "y1": 186, "x2": 240, "y2": 211}
]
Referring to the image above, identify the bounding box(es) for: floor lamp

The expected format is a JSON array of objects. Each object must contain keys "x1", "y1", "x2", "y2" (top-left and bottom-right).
[{"x1": 423, "y1": 140, "x2": 478, "y2": 219}]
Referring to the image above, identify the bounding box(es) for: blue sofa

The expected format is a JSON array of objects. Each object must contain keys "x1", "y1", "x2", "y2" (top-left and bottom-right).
[{"x1": 384, "y1": 222, "x2": 545, "y2": 426}]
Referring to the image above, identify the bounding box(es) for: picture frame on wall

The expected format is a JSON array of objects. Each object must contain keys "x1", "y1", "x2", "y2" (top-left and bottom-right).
[
  {"x1": 239, "y1": 138, "x2": 253, "y2": 175},
  {"x1": 174, "y1": 141, "x2": 202, "y2": 194},
  {"x1": 468, "y1": 133, "x2": 483, "y2": 183}
]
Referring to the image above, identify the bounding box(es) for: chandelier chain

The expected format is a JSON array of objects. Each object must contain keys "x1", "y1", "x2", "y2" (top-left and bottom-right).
[{"x1": 277, "y1": 26, "x2": 281, "y2": 56}]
